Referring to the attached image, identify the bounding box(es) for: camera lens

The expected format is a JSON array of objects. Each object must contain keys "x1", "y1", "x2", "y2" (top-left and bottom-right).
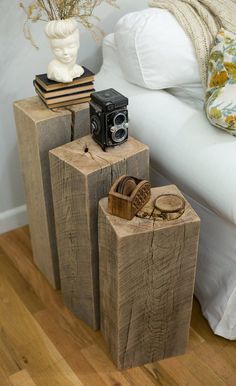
[
  {"x1": 114, "y1": 113, "x2": 126, "y2": 126},
  {"x1": 115, "y1": 128, "x2": 126, "y2": 141},
  {"x1": 110, "y1": 112, "x2": 128, "y2": 143},
  {"x1": 110, "y1": 127, "x2": 127, "y2": 143}
]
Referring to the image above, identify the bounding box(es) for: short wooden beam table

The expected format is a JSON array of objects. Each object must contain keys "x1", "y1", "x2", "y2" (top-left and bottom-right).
[
  {"x1": 98, "y1": 185, "x2": 200, "y2": 369},
  {"x1": 49, "y1": 135, "x2": 149, "y2": 330},
  {"x1": 14, "y1": 96, "x2": 89, "y2": 289}
]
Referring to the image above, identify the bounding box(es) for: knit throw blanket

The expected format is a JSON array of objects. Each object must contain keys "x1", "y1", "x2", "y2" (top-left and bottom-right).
[{"x1": 149, "y1": 0, "x2": 236, "y2": 87}]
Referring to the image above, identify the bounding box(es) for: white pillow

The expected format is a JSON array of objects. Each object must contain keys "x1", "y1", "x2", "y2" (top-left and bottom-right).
[{"x1": 114, "y1": 8, "x2": 201, "y2": 90}]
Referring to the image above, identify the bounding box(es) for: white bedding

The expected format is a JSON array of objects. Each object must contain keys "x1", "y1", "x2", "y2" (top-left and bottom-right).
[{"x1": 95, "y1": 34, "x2": 236, "y2": 340}]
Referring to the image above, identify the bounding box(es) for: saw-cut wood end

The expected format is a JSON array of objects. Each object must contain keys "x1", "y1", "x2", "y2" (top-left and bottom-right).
[
  {"x1": 137, "y1": 194, "x2": 185, "y2": 221},
  {"x1": 155, "y1": 194, "x2": 185, "y2": 213}
]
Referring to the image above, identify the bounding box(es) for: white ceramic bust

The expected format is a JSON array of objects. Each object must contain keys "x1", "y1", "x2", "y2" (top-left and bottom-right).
[{"x1": 45, "y1": 18, "x2": 84, "y2": 83}]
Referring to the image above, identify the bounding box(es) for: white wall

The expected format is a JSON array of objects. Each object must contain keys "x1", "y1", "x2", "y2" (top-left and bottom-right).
[{"x1": 0, "y1": 0, "x2": 147, "y2": 233}]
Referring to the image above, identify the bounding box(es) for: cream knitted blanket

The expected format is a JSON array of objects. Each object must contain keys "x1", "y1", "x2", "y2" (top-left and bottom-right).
[{"x1": 149, "y1": 0, "x2": 236, "y2": 87}]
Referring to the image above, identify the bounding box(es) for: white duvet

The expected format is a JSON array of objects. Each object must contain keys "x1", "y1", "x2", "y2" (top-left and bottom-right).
[{"x1": 95, "y1": 33, "x2": 236, "y2": 340}]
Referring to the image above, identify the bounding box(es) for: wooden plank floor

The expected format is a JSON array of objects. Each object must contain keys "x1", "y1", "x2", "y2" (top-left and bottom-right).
[{"x1": 0, "y1": 226, "x2": 236, "y2": 385}]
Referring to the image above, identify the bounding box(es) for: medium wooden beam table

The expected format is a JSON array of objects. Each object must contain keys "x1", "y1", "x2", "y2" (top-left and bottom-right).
[
  {"x1": 99, "y1": 185, "x2": 200, "y2": 369},
  {"x1": 49, "y1": 135, "x2": 149, "y2": 330},
  {"x1": 14, "y1": 96, "x2": 89, "y2": 289}
]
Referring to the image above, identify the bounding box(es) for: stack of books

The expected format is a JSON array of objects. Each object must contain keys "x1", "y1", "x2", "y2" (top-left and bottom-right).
[{"x1": 34, "y1": 67, "x2": 95, "y2": 109}]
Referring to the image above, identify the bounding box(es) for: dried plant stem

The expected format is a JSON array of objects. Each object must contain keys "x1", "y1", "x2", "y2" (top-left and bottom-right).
[
  {"x1": 19, "y1": 0, "x2": 119, "y2": 47},
  {"x1": 47, "y1": 0, "x2": 56, "y2": 19},
  {"x1": 68, "y1": 0, "x2": 79, "y2": 18}
]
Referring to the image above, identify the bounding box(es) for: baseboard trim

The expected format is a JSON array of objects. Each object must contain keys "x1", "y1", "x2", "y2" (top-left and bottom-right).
[{"x1": 0, "y1": 205, "x2": 28, "y2": 234}]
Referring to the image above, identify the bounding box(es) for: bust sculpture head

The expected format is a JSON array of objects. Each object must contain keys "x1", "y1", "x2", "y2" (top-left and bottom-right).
[{"x1": 45, "y1": 18, "x2": 84, "y2": 83}]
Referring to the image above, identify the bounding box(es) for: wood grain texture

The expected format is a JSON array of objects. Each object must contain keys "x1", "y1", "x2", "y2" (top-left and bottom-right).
[
  {"x1": 49, "y1": 135, "x2": 149, "y2": 330},
  {"x1": 99, "y1": 185, "x2": 200, "y2": 369},
  {"x1": 108, "y1": 176, "x2": 151, "y2": 220},
  {"x1": 14, "y1": 96, "x2": 71, "y2": 289},
  {"x1": 69, "y1": 103, "x2": 90, "y2": 140},
  {"x1": 14, "y1": 96, "x2": 90, "y2": 289},
  {"x1": 10, "y1": 370, "x2": 36, "y2": 386},
  {"x1": 1, "y1": 226, "x2": 235, "y2": 385},
  {"x1": 0, "y1": 274, "x2": 83, "y2": 386}
]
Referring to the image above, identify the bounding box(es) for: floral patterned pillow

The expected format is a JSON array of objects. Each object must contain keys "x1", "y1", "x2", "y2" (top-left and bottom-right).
[{"x1": 206, "y1": 29, "x2": 236, "y2": 135}]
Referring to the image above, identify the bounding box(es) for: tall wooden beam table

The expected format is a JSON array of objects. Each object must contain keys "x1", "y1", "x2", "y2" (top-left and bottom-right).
[
  {"x1": 49, "y1": 135, "x2": 149, "y2": 330},
  {"x1": 14, "y1": 96, "x2": 89, "y2": 289},
  {"x1": 99, "y1": 185, "x2": 200, "y2": 369}
]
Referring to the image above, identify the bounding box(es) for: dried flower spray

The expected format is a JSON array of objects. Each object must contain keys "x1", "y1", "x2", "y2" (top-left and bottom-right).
[{"x1": 19, "y1": 0, "x2": 118, "y2": 48}]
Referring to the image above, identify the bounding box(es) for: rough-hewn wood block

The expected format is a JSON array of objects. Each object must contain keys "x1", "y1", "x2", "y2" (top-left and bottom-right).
[
  {"x1": 14, "y1": 96, "x2": 89, "y2": 289},
  {"x1": 69, "y1": 103, "x2": 90, "y2": 139},
  {"x1": 99, "y1": 185, "x2": 200, "y2": 369},
  {"x1": 49, "y1": 135, "x2": 149, "y2": 330}
]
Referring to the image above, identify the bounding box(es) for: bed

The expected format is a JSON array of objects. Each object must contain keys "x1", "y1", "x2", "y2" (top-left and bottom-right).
[{"x1": 95, "y1": 33, "x2": 236, "y2": 340}]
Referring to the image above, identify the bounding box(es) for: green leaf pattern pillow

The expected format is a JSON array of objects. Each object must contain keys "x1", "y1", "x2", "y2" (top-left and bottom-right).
[{"x1": 206, "y1": 29, "x2": 236, "y2": 135}]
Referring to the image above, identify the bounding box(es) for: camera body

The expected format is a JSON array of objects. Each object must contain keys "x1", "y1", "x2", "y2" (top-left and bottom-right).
[{"x1": 90, "y1": 88, "x2": 129, "y2": 149}]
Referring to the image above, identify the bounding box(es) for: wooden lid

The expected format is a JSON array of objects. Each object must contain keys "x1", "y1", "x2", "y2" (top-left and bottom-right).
[
  {"x1": 155, "y1": 194, "x2": 185, "y2": 213},
  {"x1": 137, "y1": 193, "x2": 185, "y2": 221}
]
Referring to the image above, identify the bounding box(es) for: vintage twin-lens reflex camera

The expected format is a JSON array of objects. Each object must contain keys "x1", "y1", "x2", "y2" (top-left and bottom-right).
[{"x1": 90, "y1": 88, "x2": 129, "y2": 149}]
